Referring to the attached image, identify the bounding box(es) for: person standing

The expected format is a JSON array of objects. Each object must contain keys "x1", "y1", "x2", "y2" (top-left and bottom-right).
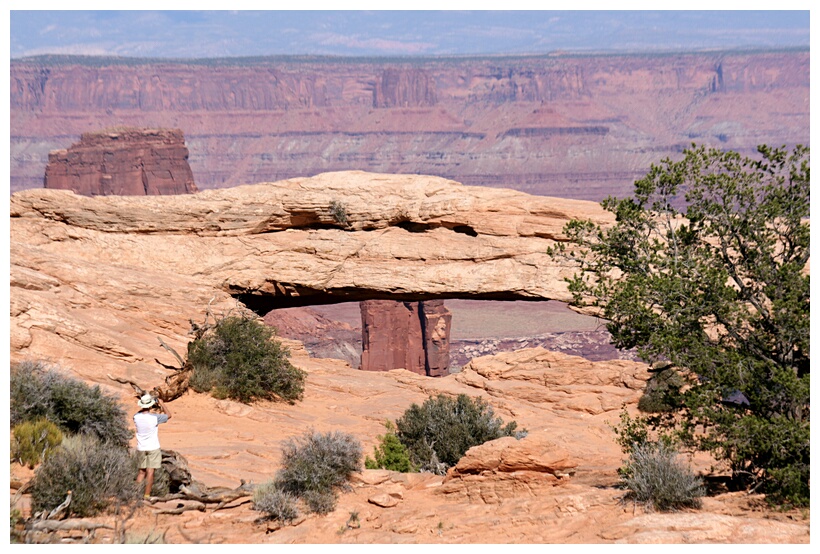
[{"x1": 134, "y1": 393, "x2": 172, "y2": 499}]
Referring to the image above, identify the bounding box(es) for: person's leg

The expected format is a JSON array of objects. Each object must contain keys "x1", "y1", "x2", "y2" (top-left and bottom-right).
[
  {"x1": 142, "y1": 449, "x2": 162, "y2": 497},
  {"x1": 144, "y1": 468, "x2": 155, "y2": 497},
  {"x1": 136, "y1": 468, "x2": 146, "y2": 484}
]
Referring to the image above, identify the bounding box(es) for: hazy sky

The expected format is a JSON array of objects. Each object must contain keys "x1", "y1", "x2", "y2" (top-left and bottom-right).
[{"x1": 9, "y1": 7, "x2": 811, "y2": 59}]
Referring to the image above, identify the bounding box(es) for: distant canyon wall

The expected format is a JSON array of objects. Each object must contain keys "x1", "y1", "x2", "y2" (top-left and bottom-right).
[{"x1": 10, "y1": 51, "x2": 809, "y2": 199}]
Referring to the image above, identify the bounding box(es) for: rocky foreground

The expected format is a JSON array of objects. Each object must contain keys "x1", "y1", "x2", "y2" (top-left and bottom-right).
[
  {"x1": 9, "y1": 173, "x2": 810, "y2": 543},
  {"x1": 10, "y1": 348, "x2": 810, "y2": 543}
]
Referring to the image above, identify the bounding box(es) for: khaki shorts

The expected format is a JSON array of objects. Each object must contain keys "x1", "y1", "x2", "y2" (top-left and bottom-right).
[{"x1": 136, "y1": 449, "x2": 162, "y2": 469}]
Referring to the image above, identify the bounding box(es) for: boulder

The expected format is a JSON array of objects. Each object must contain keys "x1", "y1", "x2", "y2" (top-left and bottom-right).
[{"x1": 439, "y1": 434, "x2": 578, "y2": 504}]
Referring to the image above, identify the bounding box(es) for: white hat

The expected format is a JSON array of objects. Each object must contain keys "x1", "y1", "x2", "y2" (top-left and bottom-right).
[{"x1": 137, "y1": 393, "x2": 156, "y2": 409}]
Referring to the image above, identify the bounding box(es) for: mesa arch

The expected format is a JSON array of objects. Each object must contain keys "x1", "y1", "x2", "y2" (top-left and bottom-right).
[{"x1": 10, "y1": 171, "x2": 614, "y2": 388}]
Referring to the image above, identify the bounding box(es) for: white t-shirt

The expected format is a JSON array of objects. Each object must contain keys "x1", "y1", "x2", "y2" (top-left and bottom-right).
[{"x1": 133, "y1": 412, "x2": 169, "y2": 451}]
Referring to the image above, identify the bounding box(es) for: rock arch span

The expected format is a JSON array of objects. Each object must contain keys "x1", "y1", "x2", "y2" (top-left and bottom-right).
[{"x1": 10, "y1": 171, "x2": 612, "y2": 386}]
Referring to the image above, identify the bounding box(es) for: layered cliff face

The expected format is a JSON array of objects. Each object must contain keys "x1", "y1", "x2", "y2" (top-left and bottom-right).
[
  {"x1": 43, "y1": 128, "x2": 197, "y2": 196},
  {"x1": 10, "y1": 51, "x2": 809, "y2": 198},
  {"x1": 360, "y1": 299, "x2": 451, "y2": 377}
]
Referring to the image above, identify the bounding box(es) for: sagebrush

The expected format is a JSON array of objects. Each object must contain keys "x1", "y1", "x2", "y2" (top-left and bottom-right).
[
  {"x1": 622, "y1": 441, "x2": 705, "y2": 511},
  {"x1": 30, "y1": 435, "x2": 139, "y2": 517},
  {"x1": 187, "y1": 314, "x2": 306, "y2": 403},
  {"x1": 10, "y1": 360, "x2": 133, "y2": 447},
  {"x1": 329, "y1": 200, "x2": 349, "y2": 225},
  {"x1": 275, "y1": 430, "x2": 362, "y2": 514},
  {"x1": 253, "y1": 481, "x2": 300, "y2": 522},
  {"x1": 395, "y1": 394, "x2": 524, "y2": 474}
]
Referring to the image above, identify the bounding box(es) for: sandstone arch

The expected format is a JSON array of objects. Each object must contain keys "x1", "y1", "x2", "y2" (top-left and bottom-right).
[{"x1": 10, "y1": 171, "x2": 612, "y2": 387}]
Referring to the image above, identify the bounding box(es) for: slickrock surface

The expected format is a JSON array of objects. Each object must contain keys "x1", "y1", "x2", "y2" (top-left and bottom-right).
[
  {"x1": 9, "y1": 172, "x2": 809, "y2": 543},
  {"x1": 43, "y1": 128, "x2": 197, "y2": 196}
]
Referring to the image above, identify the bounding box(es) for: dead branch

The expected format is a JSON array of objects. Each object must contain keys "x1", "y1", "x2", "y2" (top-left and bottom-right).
[
  {"x1": 146, "y1": 493, "x2": 187, "y2": 504},
  {"x1": 159, "y1": 366, "x2": 192, "y2": 402},
  {"x1": 158, "y1": 337, "x2": 186, "y2": 368},
  {"x1": 107, "y1": 374, "x2": 151, "y2": 398},
  {"x1": 176, "y1": 481, "x2": 256, "y2": 506},
  {"x1": 46, "y1": 491, "x2": 72, "y2": 520},
  {"x1": 28, "y1": 520, "x2": 114, "y2": 532},
  {"x1": 154, "y1": 501, "x2": 207, "y2": 515},
  {"x1": 212, "y1": 498, "x2": 252, "y2": 512}
]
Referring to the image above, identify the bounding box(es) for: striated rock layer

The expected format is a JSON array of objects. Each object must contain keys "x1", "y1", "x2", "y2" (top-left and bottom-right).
[
  {"x1": 43, "y1": 128, "x2": 197, "y2": 196},
  {"x1": 10, "y1": 51, "x2": 809, "y2": 198}
]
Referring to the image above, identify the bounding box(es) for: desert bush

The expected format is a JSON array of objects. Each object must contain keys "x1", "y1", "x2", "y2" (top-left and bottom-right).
[
  {"x1": 187, "y1": 314, "x2": 306, "y2": 403},
  {"x1": 275, "y1": 430, "x2": 362, "y2": 514},
  {"x1": 12, "y1": 418, "x2": 63, "y2": 468},
  {"x1": 638, "y1": 368, "x2": 685, "y2": 413},
  {"x1": 395, "y1": 394, "x2": 523, "y2": 474},
  {"x1": 253, "y1": 481, "x2": 300, "y2": 523},
  {"x1": 31, "y1": 435, "x2": 139, "y2": 517},
  {"x1": 329, "y1": 200, "x2": 349, "y2": 225},
  {"x1": 302, "y1": 489, "x2": 337, "y2": 515},
  {"x1": 621, "y1": 441, "x2": 705, "y2": 511},
  {"x1": 364, "y1": 421, "x2": 415, "y2": 472},
  {"x1": 10, "y1": 360, "x2": 132, "y2": 447}
]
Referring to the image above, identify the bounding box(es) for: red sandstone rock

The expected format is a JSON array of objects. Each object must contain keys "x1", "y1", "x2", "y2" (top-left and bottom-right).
[
  {"x1": 43, "y1": 128, "x2": 197, "y2": 196},
  {"x1": 360, "y1": 300, "x2": 451, "y2": 376},
  {"x1": 420, "y1": 300, "x2": 452, "y2": 377}
]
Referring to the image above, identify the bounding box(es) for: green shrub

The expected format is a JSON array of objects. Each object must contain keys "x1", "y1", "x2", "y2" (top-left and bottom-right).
[
  {"x1": 10, "y1": 361, "x2": 133, "y2": 447},
  {"x1": 275, "y1": 430, "x2": 362, "y2": 514},
  {"x1": 10, "y1": 507, "x2": 24, "y2": 544},
  {"x1": 638, "y1": 368, "x2": 685, "y2": 413},
  {"x1": 12, "y1": 418, "x2": 63, "y2": 468},
  {"x1": 395, "y1": 394, "x2": 524, "y2": 474},
  {"x1": 31, "y1": 435, "x2": 139, "y2": 517},
  {"x1": 187, "y1": 314, "x2": 306, "y2": 403},
  {"x1": 364, "y1": 421, "x2": 415, "y2": 472},
  {"x1": 621, "y1": 441, "x2": 705, "y2": 511},
  {"x1": 253, "y1": 481, "x2": 299, "y2": 523}
]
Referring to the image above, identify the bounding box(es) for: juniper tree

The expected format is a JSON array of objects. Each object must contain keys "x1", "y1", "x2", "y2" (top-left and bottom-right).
[{"x1": 552, "y1": 144, "x2": 809, "y2": 506}]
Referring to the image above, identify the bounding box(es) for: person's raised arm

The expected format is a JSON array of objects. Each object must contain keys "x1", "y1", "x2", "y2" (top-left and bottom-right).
[{"x1": 157, "y1": 398, "x2": 172, "y2": 419}]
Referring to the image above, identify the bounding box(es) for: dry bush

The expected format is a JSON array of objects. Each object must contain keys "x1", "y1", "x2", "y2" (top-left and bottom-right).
[
  {"x1": 30, "y1": 435, "x2": 139, "y2": 517},
  {"x1": 622, "y1": 441, "x2": 705, "y2": 511},
  {"x1": 275, "y1": 430, "x2": 362, "y2": 514}
]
